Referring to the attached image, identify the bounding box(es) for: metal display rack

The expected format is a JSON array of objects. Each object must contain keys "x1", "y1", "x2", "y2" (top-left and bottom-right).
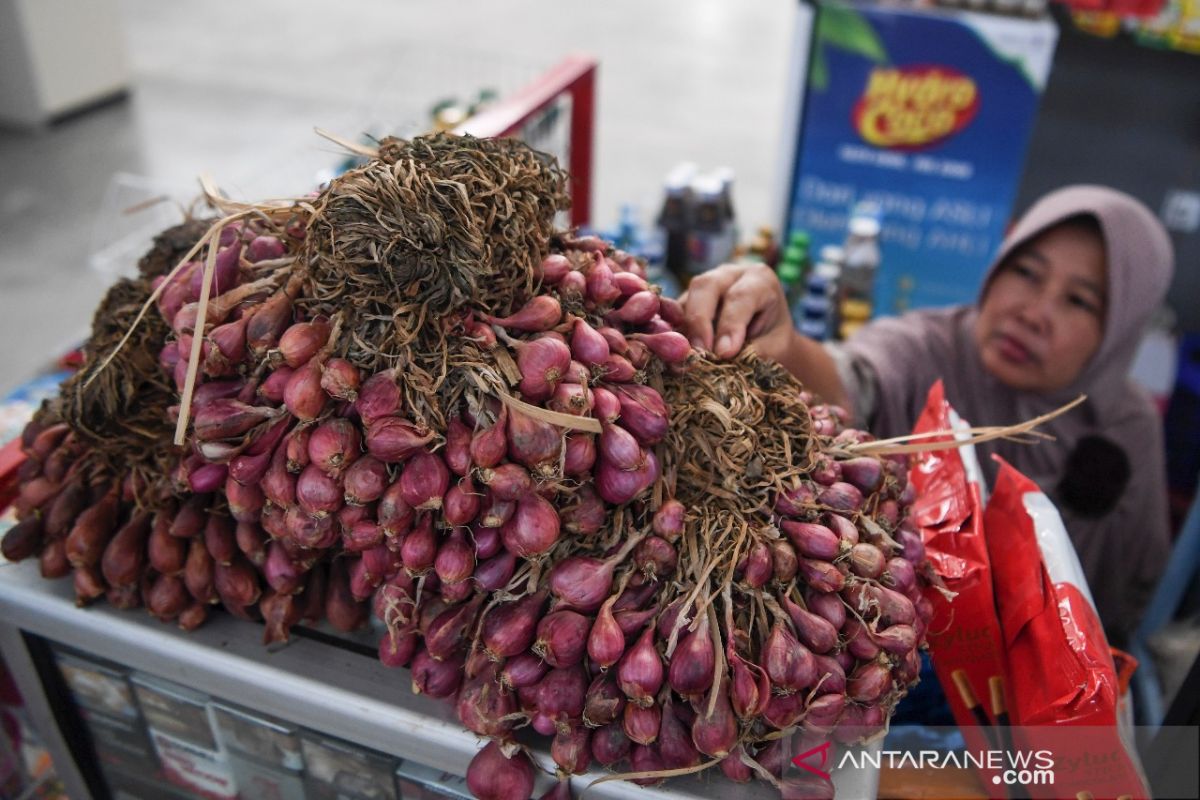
[{"x1": 0, "y1": 557, "x2": 884, "y2": 799}]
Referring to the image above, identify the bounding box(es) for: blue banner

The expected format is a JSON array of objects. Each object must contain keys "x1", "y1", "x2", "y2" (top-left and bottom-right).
[{"x1": 788, "y1": 2, "x2": 1057, "y2": 313}]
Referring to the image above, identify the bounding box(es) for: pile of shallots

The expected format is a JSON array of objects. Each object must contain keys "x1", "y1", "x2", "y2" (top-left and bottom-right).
[{"x1": 4, "y1": 137, "x2": 932, "y2": 800}]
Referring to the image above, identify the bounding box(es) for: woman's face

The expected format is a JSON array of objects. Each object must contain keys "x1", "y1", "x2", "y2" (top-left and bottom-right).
[{"x1": 973, "y1": 222, "x2": 1107, "y2": 393}]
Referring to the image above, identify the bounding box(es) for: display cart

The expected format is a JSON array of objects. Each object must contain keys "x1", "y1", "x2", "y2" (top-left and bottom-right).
[{"x1": 0, "y1": 555, "x2": 881, "y2": 800}]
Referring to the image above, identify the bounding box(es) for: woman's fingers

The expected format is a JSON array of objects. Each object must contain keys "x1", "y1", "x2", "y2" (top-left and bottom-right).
[
  {"x1": 715, "y1": 267, "x2": 787, "y2": 358},
  {"x1": 681, "y1": 263, "x2": 789, "y2": 359},
  {"x1": 679, "y1": 264, "x2": 747, "y2": 352}
]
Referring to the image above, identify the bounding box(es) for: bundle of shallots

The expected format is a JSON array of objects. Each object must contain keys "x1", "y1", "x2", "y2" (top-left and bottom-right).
[{"x1": 3, "y1": 133, "x2": 933, "y2": 800}]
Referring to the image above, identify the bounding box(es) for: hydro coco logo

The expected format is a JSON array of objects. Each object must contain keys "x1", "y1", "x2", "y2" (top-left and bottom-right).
[{"x1": 852, "y1": 65, "x2": 980, "y2": 150}]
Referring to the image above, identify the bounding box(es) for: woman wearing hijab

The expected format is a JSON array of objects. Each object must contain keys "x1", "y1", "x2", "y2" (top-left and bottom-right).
[{"x1": 681, "y1": 185, "x2": 1175, "y2": 646}]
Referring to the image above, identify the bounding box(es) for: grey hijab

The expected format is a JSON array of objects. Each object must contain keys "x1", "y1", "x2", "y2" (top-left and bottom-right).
[{"x1": 841, "y1": 185, "x2": 1174, "y2": 643}]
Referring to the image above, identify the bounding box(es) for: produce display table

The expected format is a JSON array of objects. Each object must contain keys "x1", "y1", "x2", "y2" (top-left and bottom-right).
[{"x1": 0, "y1": 556, "x2": 880, "y2": 799}]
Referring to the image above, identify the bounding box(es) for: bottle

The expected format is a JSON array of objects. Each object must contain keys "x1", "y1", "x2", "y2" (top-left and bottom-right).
[
  {"x1": 656, "y1": 162, "x2": 697, "y2": 282},
  {"x1": 685, "y1": 173, "x2": 737, "y2": 280},
  {"x1": 758, "y1": 226, "x2": 781, "y2": 268},
  {"x1": 713, "y1": 166, "x2": 738, "y2": 254},
  {"x1": 777, "y1": 231, "x2": 811, "y2": 317},
  {"x1": 839, "y1": 299, "x2": 872, "y2": 340},
  {"x1": 616, "y1": 203, "x2": 640, "y2": 250},
  {"x1": 842, "y1": 215, "x2": 881, "y2": 307},
  {"x1": 797, "y1": 254, "x2": 843, "y2": 341}
]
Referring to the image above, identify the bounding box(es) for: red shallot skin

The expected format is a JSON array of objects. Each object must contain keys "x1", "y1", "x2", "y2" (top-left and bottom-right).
[
  {"x1": 583, "y1": 672, "x2": 626, "y2": 728},
  {"x1": 260, "y1": 589, "x2": 303, "y2": 645},
  {"x1": 471, "y1": 520, "x2": 502, "y2": 559},
  {"x1": 482, "y1": 591, "x2": 546, "y2": 660},
  {"x1": 538, "y1": 253, "x2": 571, "y2": 284},
  {"x1": 442, "y1": 475, "x2": 481, "y2": 527},
  {"x1": 425, "y1": 596, "x2": 483, "y2": 661},
  {"x1": 479, "y1": 463, "x2": 532, "y2": 502},
  {"x1": 100, "y1": 510, "x2": 151, "y2": 588},
  {"x1": 325, "y1": 557, "x2": 367, "y2": 632},
  {"x1": 258, "y1": 365, "x2": 295, "y2": 404},
  {"x1": 278, "y1": 318, "x2": 331, "y2": 369},
  {"x1": 587, "y1": 597, "x2": 626, "y2": 669},
  {"x1": 398, "y1": 450, "x2": 450, "y2": 511},
  {"x1": 506, "y1": 407, "x2": 562, "y2": 476},
  {"x1": 411, "y1": 647, "x2": 464, "y2": 698},
  {"x1": 1, "y1": 517, "x2": 43, "y2": 563},
  {"x1": 571, "y1": 317, "x2": 610, "y2": 366},
  {"x1": 534, "y1": 609, "x2": 591, "y2": 668},
  {"x1": 469, "y1": 403, "x2": 508, "y2": 469},
  {"x1": 617, "y1": 627, "x2": 663, "y2": 707},
  {"x1": 443, "y1": 417, "x2": 473, "y2": 476},
  {"x1": 501, "y1": 491, "x2": 560, "y2": 558},
  {"x1": 202, "y1": 513, "x2": 238, "y2": 566},
  {"x1": 148, "y1": 510, "x2": 186, "y2": 575},
  {"x1": 562, "y1": 432, "x2": 597, "y2": 477},
  {"x1": 516, "y1": 335, "x2": 571, "y2": 402},
  {"x1": 65, "y1": 489, "x2": 120, "y2": 568},
  {"x1": 622, "y1": 698, "x2": 661, "y2": 747},
  {"x1": 668, "y1": 621, "x2": 715, "y2": 697},
  {"x1": 44, "y1": 479, "x2": 88, "y2": 538},
  {"x1": 690, "y1": 683, "x2": 738, "y2": 759},
  {"x1": 485, "y1": 294, "x2": 562, "y2": 332},
  {"x1": 40, "y1": 538, "x2": 71, "y2": 579},
  {"x1": 466, "y1": 740, "x2": 534, "y2": 800},
  {"x1": 320, "y1": 358, "x2": 361, "y2": 402},
  {"x1": 434, "y1": 528, "x2": 475, "y2": 586},
  {"x1": 501, "y1": 652, "x2": 550, "y2": 691},
  {"x1": 728, "y1": 644, "x2": 770, "y2": 720},
  {"x1": 557, "y1": 269, "x2": 587, "y2": 300},
  {"x1": 356, "y1": 370, "x2": 404, "y2": 423},
  {"x1": 308, "y1": 418, "x2": 361, "y2": 479}
]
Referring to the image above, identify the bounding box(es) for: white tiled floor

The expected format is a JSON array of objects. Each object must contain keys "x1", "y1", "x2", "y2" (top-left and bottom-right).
[{"x1": 0, "y1": 0, "x2": 800, "y2": 394}]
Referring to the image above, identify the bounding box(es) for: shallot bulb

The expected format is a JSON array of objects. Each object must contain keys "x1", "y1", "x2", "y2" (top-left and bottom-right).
[
  {"x1": 570, "y1": 318, "x2": 610, "y2": 366},
  {"x1": 398, "y1": 450, "x2": 450, "y2": 510},
  {"x1": 506, "y1": 407, "x2": 562, "y2": 477},
  {"x1": 466, "y1": 741, "x2": 534, "y2": 800},
  {"x1": 548, "y1": 534, "x2": 642, "y2": 612},
  {"x1": 515, "y1": 336, "x2": 571, "y2": 402},
  {"x1": 308, "y1": 418, "x2": 361, "y2": 478},
  {"x1": 668, "y1": 620, "x2": 715, "y2": 696},
  {"x1": 485, "y1": 295, "x2": 562, "y2": 332},
  {"x1": 617, "y1": 627, "x2": 662, "y2": 707},
  {"x1": 320, "y1": 358, "x2": 361, "y2": 402},
  {"x1": 500, "y1": 491, "x2": 560, "y2": 558},
  {"x1": 357, "y1": 370, "x2": 403, "y2": 423}
]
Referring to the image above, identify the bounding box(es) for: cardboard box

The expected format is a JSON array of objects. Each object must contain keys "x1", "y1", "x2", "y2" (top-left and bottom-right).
[
  {"x1": 301, "y1": 732, "x2": 397, "y2": 800},
  {"x1": 104, "y1": 764, "x2": 197, "y2": 800},
  {"x1": 130, "y1": 673, "x2": 237, "y2": 800},
  {"x1": 53, "y1": 650, "x2": 159, "y2": 776},
  {"x1": 209, "y1": 702, "x2": 304, "y2": 771},
  {"x1": 394, "y1": 759, "x2": 472, "y2": 800},
  {"x1": 224, "y1": 752, "x2": 308, "y2": 800},
  {"x1": 210, "y1": 703, "x2": 306, "y2": 800}
]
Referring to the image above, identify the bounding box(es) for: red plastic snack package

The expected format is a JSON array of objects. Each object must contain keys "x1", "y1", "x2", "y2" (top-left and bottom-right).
[
  {"x1": 985, "y1": 456, "x2": 1148, "y2": 798},
  {"x1": 909, "y1": 381, "x2": 1008, "y2": 791}
]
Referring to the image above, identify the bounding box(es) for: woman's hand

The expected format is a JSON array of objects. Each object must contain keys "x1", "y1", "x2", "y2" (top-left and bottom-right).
[
  {"x1": 681, "y1": 262, "x2": 851, "y2": 409},
  {"x1": 680, "y1": 262, "x2": 796, "y2": 362}
]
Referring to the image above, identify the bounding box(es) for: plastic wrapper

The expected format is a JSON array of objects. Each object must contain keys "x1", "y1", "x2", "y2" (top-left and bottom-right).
[
  {"x1": 913, "y1": 380, "x2": 1147, "y2": 798},
  {"x1": 985, "y1": 457, "x2": 1147, "y2": 798}
]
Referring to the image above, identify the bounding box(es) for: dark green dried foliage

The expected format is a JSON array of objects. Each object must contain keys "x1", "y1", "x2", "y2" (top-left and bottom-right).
[
  {"x1": 300, "y1": 132, "x2": 570, "y2": 429},
  {"x1": 57, "y1": 273, "x2": 181, "y2": 501}
]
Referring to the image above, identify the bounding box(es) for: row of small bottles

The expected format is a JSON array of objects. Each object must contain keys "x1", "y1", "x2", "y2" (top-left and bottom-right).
[{"x1": 777, "y1": 210, "x2": 882, "y2": 342}]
